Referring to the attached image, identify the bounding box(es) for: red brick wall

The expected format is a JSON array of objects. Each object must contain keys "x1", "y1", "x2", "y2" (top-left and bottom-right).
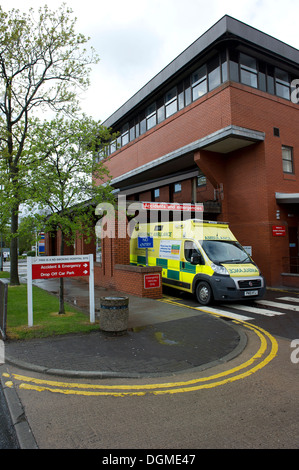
[
  {"x1": 97, "y1": 83, "x2": 232, "y2": 184},
  {"x1": 100, "y1": 82, "x2": 299, "y2": 287},
  {"x1": 114, "y1": 265, "x2": 162, "y2": 298}
]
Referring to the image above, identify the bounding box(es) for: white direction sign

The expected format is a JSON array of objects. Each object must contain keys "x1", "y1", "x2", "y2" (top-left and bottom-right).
[{"x1": 27, "y1": 254, "x2": 95, "y2": 327}]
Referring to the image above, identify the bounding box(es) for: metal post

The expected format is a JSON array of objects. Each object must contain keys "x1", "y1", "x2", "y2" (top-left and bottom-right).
[
  {"x1": 0, "y1": 234, "x2": 3, "y2": 272},
  {"x1": 89, "y1": 254, "x2": 95, "y2": 323},
  {"x1": 27, "y1": 256, "x2": 33, "y2": 327}
]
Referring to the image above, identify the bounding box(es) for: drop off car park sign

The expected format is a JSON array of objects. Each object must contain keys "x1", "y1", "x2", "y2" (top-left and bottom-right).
[
  {"x1": 31, "y1": 258, "x2": 90, "y2": 279},
  {"x1": 27, "y1": 255, "x2": 95, "y2": 327}
]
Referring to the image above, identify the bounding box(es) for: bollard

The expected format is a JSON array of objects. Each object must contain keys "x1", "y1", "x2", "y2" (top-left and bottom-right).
[{"x1": 99, "y1": 296, "x2": 129, "y2": 334}]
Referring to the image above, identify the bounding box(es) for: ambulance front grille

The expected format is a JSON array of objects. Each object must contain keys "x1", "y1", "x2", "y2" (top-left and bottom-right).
[{"x1": 238, "y1": 279, "x2": 262, "y2": 289}]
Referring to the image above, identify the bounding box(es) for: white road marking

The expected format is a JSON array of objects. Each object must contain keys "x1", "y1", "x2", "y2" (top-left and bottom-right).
[
  {"x1": 195, "y1": 306, "x2": 253, "y2": 321},
  {"x1": 255, "y1": 300, "x2": 299, "y2": 312},
  {"x1": 277, "y1": 296, "x2": 299, "y2": 303},
  {"x1": 223, "y1": 304, "x2": 281, "y2": 317}
]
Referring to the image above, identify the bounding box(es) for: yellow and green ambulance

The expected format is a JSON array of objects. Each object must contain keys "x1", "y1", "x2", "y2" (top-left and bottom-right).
[{"x1": 130, "y1": 219, "x2": 266, "y2": 305}]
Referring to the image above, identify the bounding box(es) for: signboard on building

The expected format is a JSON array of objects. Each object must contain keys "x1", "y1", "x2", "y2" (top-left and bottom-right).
[
  {"x1": 272, "y1": 225, "x2": 286, "y2": 237},
  {"x1": 27, "y1": 255, "x2": 95, "y2": 327},
  {"x1": 142, "y1": 202, "x2": 203, "y2": 212},
  {"x1": 144, "y1": 273, "x2": 160, "y2": 289},
  {"x1": 38, "y1": 232, "x2": 45, "y2": 255}
]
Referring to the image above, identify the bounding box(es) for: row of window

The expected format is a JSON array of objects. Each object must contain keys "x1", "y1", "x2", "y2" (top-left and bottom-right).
[
  {"x1": 98, "y1": 48, "x2": 298, "y2": 160},
  {"x1": 230, "y1": 51, "x2": 296, "y2": 101},
  {"x1": 153, "y1": 175, "x2": 207, "y2": 199}
]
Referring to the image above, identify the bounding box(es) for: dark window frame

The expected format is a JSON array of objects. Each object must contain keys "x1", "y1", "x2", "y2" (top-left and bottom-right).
[{"x1": 282, "y1": 145, "x2": 294, "y2": 174}]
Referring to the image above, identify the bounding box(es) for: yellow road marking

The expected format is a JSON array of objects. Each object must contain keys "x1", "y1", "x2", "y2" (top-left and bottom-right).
[
  {"x1": 11, "y1": 322, "x2": 267, "y2": 391},
  {"x1": 6, "y1": 316, "x2": 278, "y2": 397}
]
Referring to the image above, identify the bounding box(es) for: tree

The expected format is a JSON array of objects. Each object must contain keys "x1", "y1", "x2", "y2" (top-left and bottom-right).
[
  {"x1": 30, "y1": 115, "x2": 115, "y2": 314},
  {"x1": 0, "y1": 4, "x2": 99, "y2": 285}
]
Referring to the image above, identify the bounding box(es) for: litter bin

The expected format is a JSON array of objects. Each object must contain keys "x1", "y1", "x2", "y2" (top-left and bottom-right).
[{"x1": 99, "y1": 296, "x2": 129, "y2": 333}]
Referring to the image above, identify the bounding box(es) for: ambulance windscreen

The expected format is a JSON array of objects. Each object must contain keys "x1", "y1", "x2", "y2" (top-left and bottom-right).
[{"x1": 201, "y1": 240, "x2": 250, "y2": 265}]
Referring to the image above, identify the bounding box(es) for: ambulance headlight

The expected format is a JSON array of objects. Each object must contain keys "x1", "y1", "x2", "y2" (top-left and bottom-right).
[{"x1": 211, "y1": 263, "x2": 229, "y2": 276}]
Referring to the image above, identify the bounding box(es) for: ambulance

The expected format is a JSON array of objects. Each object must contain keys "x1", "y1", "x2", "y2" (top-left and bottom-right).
[{"x1": 130, "y1": 219, "x2": 266, "y2": 305}]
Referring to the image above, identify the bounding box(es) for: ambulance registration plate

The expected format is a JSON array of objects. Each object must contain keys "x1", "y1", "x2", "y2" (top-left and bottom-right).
[{"x1": 244, "y1": 290, "x2": 258, "y2": 297}]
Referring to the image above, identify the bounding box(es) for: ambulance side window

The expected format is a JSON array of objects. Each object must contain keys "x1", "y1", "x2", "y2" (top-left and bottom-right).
[{"x1": 185, "y1": 241, "x2": 200, "y2": 262}]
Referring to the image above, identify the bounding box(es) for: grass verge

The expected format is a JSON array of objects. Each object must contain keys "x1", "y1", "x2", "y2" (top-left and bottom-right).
[
  {"x1": 0, "y1": 271, "x2": 9, "y2": 279},
  {"x1": 1, "y1": 278, "x2": 99, "y2": 340}
]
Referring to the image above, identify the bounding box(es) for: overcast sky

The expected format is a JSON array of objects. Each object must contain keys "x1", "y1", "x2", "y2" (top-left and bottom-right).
[{"x1": 5, "y1": 0, "x2": 299, "y2": 123}]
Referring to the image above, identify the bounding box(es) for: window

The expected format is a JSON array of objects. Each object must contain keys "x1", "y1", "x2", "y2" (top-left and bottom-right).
[
  {"x1": 240, "y1": 53, "x2": 257, "y2": 88},
  {"x1": 135, "y1": 121, "x2": 140, "y2": 138},
  {"x1": 197, "y1": 174, "x2": 207, "y2": 187},
  {"x1": 184, "y1": 241, "x2": 200, "y2": 263},
  {"x1": 116, "y1": 135, "x2": 121, "y2": 149},
  {"x1": 129, "y1": 120, "x2": 135, "y2": 141},
  {"x1": 139, "y1": 111, "x2": 146, "y2": 135},
  {"x1": 192, "y1": 65, "x2": 207, "y2": 100},
  {"x1": 275, "y1": 68, "x2": 290, "y2": 100},
  {"x1": 96, "y1": 232, "x2": 102, "y2": 263},
  {"x1": 121, "y1": 124, "x2": 129, "y2": 146},
  {"x1": 146, "y1": 103, "x2": 156, "y2": 130},
  {"x1": 178, "y1": 81, "x2": 185, "y2": 110},
  {"x1": 154, "y1": 188, "x2": 160, "y2": 198},
  {"x1": 110, "y1": 140, "x2": 117, "y2": 154},
  {"x1": 184, "y1": 78, "x2": 192, "y2": 106},
  {"x1": 267, "y1": 65, "x2": 275, "y2": 94},
  {"x1": 229, "y1": 49, "x2": 239, "y2": 82},
  {"x1": 157, "y1": 97, "x2": 165, "y2": 123},
  {"x1": 174, "y1": 182, "x2": 181, "y2": 193},
  {"x1": 221, "y1": 50, "x2": 228, "y2": 83},
  {"x1": 165, "y1": 87, "x2": 177, "y2": 118},
  {"x1": 282, "y1": 146, "x2": 294, "y2": 174},
  {"x1": 258, "y1": 62, "x2": 267, "y2": 92},
  {"x1": 208, "y1": 56, "x2": 221, "y2": 91}
]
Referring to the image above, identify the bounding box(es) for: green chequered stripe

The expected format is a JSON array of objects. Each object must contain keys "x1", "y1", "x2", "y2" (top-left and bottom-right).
[
  {"x1": 167, "y1": 269, "x2": 180, "y2": 280},
  {"x1": 137, "y1": 256, "x2": 169, "y2": 268},
  {"x1": 156, "y1": 258, "x2": 168, "y2": 267},
  {"x1": 180, "y1": 262, "x2": 196, "y2": 274},
  {"x1": 137, "y1": 255, "x2": 147, "y2": 265}
]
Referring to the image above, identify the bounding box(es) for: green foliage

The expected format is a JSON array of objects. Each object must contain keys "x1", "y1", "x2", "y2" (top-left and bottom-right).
[
  {"x1": 29, "y1": 115, "x2": 116, "y2": 248},
  {"x1": 0, "y1": 3, "x2": 100, "y2": 284}
]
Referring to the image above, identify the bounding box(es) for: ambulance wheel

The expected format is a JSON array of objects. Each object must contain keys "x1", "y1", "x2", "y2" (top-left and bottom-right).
[{"x1": 196, "y1": 281, "x2": 212, "y2": 305}]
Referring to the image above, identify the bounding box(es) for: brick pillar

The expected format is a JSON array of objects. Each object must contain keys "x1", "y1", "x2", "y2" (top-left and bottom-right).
[
  {"x1": 113, "y1": 212, "x2": 130, "y2": 265},
  {"x1": 194, "y1": 149, "x2": 228, "y2": 220},
  {"x1": 194, "y1": 149, "x2": 226, "y2": 189}
]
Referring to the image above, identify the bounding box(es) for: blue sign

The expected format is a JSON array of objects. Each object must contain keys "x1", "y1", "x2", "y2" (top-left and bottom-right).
[{"x1": 138, "y1": 236, "x2": 154, "y2": 249}]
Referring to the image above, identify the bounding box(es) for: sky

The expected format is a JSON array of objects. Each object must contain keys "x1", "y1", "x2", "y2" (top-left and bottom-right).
[{"x1": 4, "y1": 0, "x2": 299, "y2": 123}]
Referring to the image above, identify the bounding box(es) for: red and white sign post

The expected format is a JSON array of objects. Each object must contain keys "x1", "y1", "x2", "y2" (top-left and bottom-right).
[{"x1": 27, "y1": 254, "x2": 95, "y2": 327}]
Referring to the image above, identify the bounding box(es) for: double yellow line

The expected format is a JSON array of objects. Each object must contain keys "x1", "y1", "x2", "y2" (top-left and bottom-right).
[{"x1": 3, "y1": 318, "x2": 278, "y2": 397}]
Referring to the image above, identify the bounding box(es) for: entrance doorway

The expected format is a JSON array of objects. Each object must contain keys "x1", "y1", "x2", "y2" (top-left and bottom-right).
[{"x1": 288, "y1": 226, "x2": 299, "y2": 273}]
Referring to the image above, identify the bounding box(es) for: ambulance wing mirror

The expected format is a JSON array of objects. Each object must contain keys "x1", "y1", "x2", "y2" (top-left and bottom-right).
[{"x1": 190, "y1": 252, "x2": 203, "y2": 265}]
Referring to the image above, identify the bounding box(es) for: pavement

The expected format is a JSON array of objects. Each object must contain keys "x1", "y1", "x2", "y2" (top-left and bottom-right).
[
  {"x1": 4, "y1": 277, "x2": 246, "y2": 378},
  {"x1": 1, "y1": 275, "x2": 247, "y2": 449}
]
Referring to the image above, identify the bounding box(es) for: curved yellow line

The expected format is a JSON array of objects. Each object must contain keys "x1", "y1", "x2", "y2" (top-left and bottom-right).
[
  {"x1": 12, "y1": 321, "x2": 267, "y2": 391},
  {"x1": 11, "y1": 321, "x2": 278, "y2": 396}
]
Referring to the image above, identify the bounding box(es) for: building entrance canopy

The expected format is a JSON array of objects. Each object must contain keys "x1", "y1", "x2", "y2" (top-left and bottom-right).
[
  {"x1": 111, "y1": 125, "x2": 265, "y2": 193},
  {"x1": 276, "y1": 193, "x2": 299, "y2": 204}
]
